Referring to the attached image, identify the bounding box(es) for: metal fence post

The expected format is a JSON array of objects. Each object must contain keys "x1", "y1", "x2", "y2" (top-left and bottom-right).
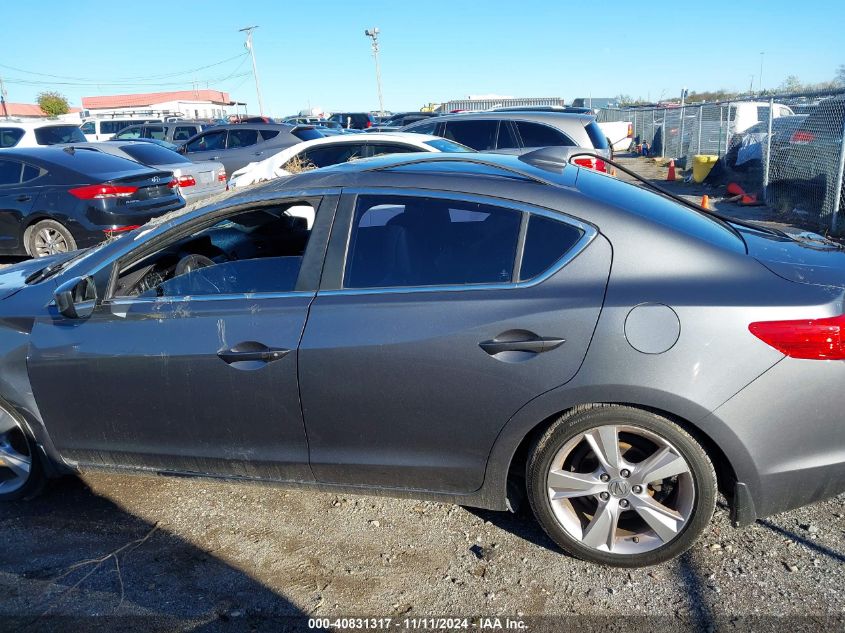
[
  {"x1": 723, "y1": 102, "x2": 732, "y2": 159},
  {"x1": 718, "y1": 105, "x2": 724, "y2": 156},
  {"x1": 651, "y1": 109, "x2": 655, "y2": 147},
  {"x1": 830, "y1": 114, "x2": 845, "y2": 235},
  {"x1": 696, "y1": 106, "x2": 703, "y2": 156},
  {"x1": 763, "y1": 97, "x2": 774, "y2": 190},
  {"x1": 679, "y1": 105, "x2": 686, "y2": 158},
  {"x1": 660, "y1": 109, "x2": 666, "y2": 159}
]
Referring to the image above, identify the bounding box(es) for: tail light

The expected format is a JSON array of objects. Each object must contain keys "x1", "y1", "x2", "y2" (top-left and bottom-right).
[
  {"x1": 627, "y1": 123, "x2": 633, "y2": 138},
  {"x1": 791, "y1": 130, "x2": 815, "y2": 144},
  {"x1": 365, "y1": 120, "x2": 372, "y2": 128},
  {"x1": 166, "y1": 178, "x2": 178, "y2": 188},
  {"x1": 102, "y1": 225, "x2": 140, "y2": 236},
  {"x1": 572, "y1": 157, "x2": 607, "y2": 173},
  {"x1": 749, "y1": 314, "x2": 845, "y2": 360},
  {"x1": 177, "y1": 175, "x2": 196, "y2": 188},
  {"x1": 217, "y1": 169, "x2": 227, "y2": 182},
  {"x1": 69, "y1": 184, "x2": 138, "y2": 199}
]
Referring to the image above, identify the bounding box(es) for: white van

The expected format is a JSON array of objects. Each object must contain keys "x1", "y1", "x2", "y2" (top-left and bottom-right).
[
  {"x1": 730, "y1": 102, "x2": 794, "y2": 134},
  {"x1": 80, "y1": 118, "x2": 162, "y2": 141}
]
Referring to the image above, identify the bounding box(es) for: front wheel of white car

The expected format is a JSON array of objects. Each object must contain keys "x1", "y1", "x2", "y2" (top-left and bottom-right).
[
  {"x1": 527, "y1": 404, "x2": 717, "y2": 567},
  {"x1": 0, "y1": 404, "x2": 45, "y2": 502}
]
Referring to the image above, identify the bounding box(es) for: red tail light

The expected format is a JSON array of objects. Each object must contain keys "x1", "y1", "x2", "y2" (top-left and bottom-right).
[
  {"x1": 102, "y1": 225, "x2": 141, "y2": 236},
  {"x1": 166, "y1": 178, "x2": 178, "y2": 188},
  {"x1": 791, "y1": 131, "x2": 815, "y2": 144},
  {"x1": 217, "y1": 169, "x2": 227, "y2": 182},
  {"x1": 572, "y1": 157, "x2": 607, "y2": 173},
  {"x1": 69, "y1": 184, "x2": 138, "y2": 199},
  {"x1": 627, "y1": 123, "x2": 633, "y2": 138},
  {"x1": 749, "y1": 314, "x2": 845, "y2": 360},
  {"x1": 177, "y1": 175, "x2": 196, "y2": 188},
  {"x1": 365, "y1": 120, "x2": 372, "y2": 128}
]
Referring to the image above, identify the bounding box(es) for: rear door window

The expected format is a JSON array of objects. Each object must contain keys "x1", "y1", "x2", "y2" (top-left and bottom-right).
[
  {"x1": 344, "y1": 195, "x2": 522, "y2": 288},
  {"x1": 294, "y1": 143, "x2": 367, "y2": 169},
  {"x1": 515, "y1": 121, "x2": 575, "y2": 148},
  {"x1": 405, "y1": 120, "x2": 437, "y2": 135},
  {"x1": 496, "y1": 121, "x2": 519, "y2": 149},
  {"x1": 0, "y1": 160, "x2": 23, "y2": 185},
  {"x1": 366, "y1": 143, "x2": 420, "y2": 158},
  {"x1": 442, "y1": 120, "x2": 498, "y2": 150},
  {"x1": 34, "y1": 125, "x2": 86, "y2": 145},
  {"x1": 145, "y1": 126, "x2": 167, "y2": 140},
  {"x1": 0, "y1": 128, "x2": 24, "y2": 148},
  {"x1": 227, "y1": 128, "x2": 259, "y2": 148},
  {"x1": 173, "y1": 126, "x2": 197, "y2": 141},
  {"x1": 260, "y1": 129, "x2": 281, "y2": 141},
  {"x1": 519, "y1": 214, "x2": 585, "y2": 281},
  {"x1": 114, "y1": 127, "x2": 142, "y2": 139}
]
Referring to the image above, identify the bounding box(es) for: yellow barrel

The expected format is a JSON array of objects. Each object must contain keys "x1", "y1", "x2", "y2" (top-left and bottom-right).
[{"x1": 692, "y1": 154, "x2": 718, "y2": 183}]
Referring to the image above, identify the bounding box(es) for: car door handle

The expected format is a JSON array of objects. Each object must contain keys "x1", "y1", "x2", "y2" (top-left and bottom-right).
[
  {"x1": 16, "y1": 195, "x2": 31, "y2": 202},
  {"x1": 254, "y1": 151, "x2": 264, "y2": 156},
  {"x1": 479, "y1": 336, "x2": 566, "y2": 355},
  {"x1": 211, "y1": 156, "x2": 221, "y2": 160},
  {"x1": 217, "y1": 343, "x2": 290, "y2": 365}
]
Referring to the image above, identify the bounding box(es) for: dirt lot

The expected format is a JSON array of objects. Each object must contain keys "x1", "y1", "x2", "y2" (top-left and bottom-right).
[{"x1": 2, "y1": 158, "x2": 844, "y2": 633}]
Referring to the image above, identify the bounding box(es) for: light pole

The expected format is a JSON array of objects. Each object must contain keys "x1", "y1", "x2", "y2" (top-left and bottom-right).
[
  {"x1": 364, "y1": 27, "x2": 384, "y2": 118},
  {"x1": 239, "y1": 25, "x2": 265, "y2": 117},
  {"x1": 759, "y1": 51, "x2": 765, "y2": 93}
]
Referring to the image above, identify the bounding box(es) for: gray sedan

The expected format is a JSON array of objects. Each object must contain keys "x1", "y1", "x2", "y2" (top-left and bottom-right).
[
  {"x1": 1, "y1": 151, "x2": 844, "y2": 568},
  {"x1": 74, "y1": 140, "x2": 227, "y2": 204}
]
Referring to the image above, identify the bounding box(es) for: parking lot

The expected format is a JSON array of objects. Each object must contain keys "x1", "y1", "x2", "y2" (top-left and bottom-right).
[{"x1": 2, "y1": 471, "x2": 844, "y2": 632}]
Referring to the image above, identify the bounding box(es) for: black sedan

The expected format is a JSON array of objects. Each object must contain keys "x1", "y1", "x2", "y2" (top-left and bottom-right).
[{"x1": 0, "y1": 147, "x2": 185, "y2": 257}]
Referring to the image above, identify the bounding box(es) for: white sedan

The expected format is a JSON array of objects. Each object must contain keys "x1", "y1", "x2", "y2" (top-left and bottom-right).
[{"x1": 229, "y1": 132, "x2": 471, "y2": 189}]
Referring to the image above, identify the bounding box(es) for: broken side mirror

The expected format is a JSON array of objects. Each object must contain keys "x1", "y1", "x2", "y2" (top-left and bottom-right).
[{"x1": 54, "y1": 275, "x2": 98, "y2": 319}]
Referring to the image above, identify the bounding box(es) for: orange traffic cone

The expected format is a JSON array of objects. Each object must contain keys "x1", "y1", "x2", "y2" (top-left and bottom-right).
[
  {"x1": 700, "y1": 195, "x2": 710, "y2": 209},
  {"x1": 667, "y1": 160, "x2": 676, "y2": 181},
  {"x1": 610, "y1": 167, "x2": 617, "y2": 177}
]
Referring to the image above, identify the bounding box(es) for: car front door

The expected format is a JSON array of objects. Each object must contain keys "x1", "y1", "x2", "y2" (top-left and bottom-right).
[
  {"x1": 27, "y1": 194, "x2": 337, "y2": 481},
  {"x1": 183, "y1": 129, "x2": 228, "y2": 166},
  {"x1": 298, "y1": 191, "x2": 611, "y2": 493},
  {"x1": 0, "y1": 159, "x2": 40, "y2": 253}
]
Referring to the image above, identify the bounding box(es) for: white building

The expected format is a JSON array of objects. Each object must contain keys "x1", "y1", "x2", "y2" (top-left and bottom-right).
[{"x1": 80, "y1": 89, "x2": 239, "y2": 120}]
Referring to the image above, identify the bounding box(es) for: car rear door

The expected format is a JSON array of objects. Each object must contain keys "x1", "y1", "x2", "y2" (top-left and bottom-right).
[
  {"x1": 298, "y1": 190, "x2": 611, "y2": 493},
  {"x1": 0, "y1": 159, "x2": 41, "y2": 253}
]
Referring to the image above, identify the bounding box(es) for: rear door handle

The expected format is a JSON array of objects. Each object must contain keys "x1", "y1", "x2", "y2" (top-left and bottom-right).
[
  {"x1": 16, "y1": 195, "x2": 31, "y2": 202},
  {"x1": 479, "y1": 336, "x2": 566, "y2": 355},
  {"x1": 217, "y1": 342, "x2": 290, "y2": 365}
]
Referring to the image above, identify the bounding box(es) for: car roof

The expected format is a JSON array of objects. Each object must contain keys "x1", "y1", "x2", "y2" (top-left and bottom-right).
[
  {"x1": 405, "y1": 111, "x2": 595, "y2": 125},
  {"x1": 0, "y1": 145, "x2": 157, "y2": 174},
  {"x1": 0, "y1": 119, "x2": 81, "y2": 129},
  {"x1": 199, "y1": 123, "x2": 299, "y2": 132}
]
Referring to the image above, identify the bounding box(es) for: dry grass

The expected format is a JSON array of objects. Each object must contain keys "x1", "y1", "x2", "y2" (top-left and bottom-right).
[{"x1": 282, "y1": 154, "x2": 318, "y2": 174}]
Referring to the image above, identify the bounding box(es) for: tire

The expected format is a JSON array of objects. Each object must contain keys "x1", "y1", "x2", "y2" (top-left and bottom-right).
[
  {"x1": 0, "y1": 402, "x2": 46, "y2": 502},
  {"x1": 526, "y1": 404, "x2": 716, "y2": 567},
  {"x1": 27, "y1": 219, "x2": 77, "y2": 258}
]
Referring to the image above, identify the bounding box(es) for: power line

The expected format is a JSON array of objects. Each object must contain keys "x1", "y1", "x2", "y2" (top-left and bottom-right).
[
  {"x1": 1, "y1": 71, "x2": 252, "y2": 89},
  {"x1": 0, "y1": 53, "x2": 248, "y2": 84}
]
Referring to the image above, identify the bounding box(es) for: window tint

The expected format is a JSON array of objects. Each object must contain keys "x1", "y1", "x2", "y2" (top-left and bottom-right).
[
  {"x1": 422, "y1": 138, "x2": 472, "y2": 152},
  {"x1": 0, "y1": 160, "x2": 22, "y2": 185},
  {"x1": 114, "y1": 203, "x2": 317, "y2": 298},
  {"x1": 260, "y1": 129, "x2": 280, "y2": 141},
  {"x1": 292, "y1": 127, "x2": 323, "y2": 141},
  {"x1": 145, "y1": 126, "x2": 167, "y2": 140},
  {"x1": 22, "y1": 164, "x2": 42, "y2": 182},
  {"x1": 406, "y1": 120, "x2": 437, "y2": 135},
  {"x1": 366, "y1": 143, "x2": 420, "y2": 158},
  {"x1": 345, "y1": 195, "x2": 522, "y2": 288},
  {"x1": 584, "y1": 121, "x2": 609, "y2": 149},
  {"x1": 80, "y1": 121, "x2": 95, "y2": 135},
  {"x1": 100, "y1": 121, "x2": 137, "y2": 135},
  {"x1": 173, "y1": 126, "x2": 196, "y2": 141},
  {"x1": 496, "y1": 121, "x2": 518, "y2": 149},
  {"x1": 515, "y1": 121, "x2": 574, "y2": 148},
  {"x1": 114, "y1": 127, "x2": 142, "y2": 139},
  {"x1": 779, "y1": 107, "x2": 792, "y2": 117},
  {"x1": 0, "y1": 128, "x2": 25, "y2": 148},
  {"x1": 294, "y1": 144, "x2": 366, "y2": 169},
  {"x1": 227, "y1": 128, "x2": 259, "y2": 148},
  {"x1": 185, "y1": 130, "x2": 226, "y2": 152},
  {"x1": 34, "y1": 125, "x2": 86, "y2": 145},
  {"x1": 442, "y1": 120, "x2": 498, "y2": 150},
  {"x1": 519, "y1": 215, "x2": 584, "y2": 281},
  {"x1": 120, "y1": 144, "x2": 189, "y2": 165}
]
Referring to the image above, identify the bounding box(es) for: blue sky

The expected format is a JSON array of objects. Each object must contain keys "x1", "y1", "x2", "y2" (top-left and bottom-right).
[{"x1": 1, "y1": 0, "x2": 842, "y2": 116}]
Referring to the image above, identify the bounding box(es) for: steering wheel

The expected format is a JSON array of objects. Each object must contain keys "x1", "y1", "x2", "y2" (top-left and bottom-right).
[{"x1": 175, "y1": 254, "x2": 216, "y2": 276}]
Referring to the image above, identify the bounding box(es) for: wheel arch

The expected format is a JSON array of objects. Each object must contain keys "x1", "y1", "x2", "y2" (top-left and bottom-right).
[{"x1": 480, "y1": 387, "x2": 756, "y2": 519}]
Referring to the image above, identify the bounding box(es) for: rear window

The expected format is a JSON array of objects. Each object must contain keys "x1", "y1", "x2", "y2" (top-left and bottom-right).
[
  {"x1": 0, "y1": 127, "x2": 25, "y2": 148},
  {"x1": 584, "y1": 121, "x2": 609, "y2": 150},
  {"x1": 120, "y1": 144, "x2": 188, "y2": 165},
  {"x1": 292, "y1": 127, "x2": 323, "y2": 141},
  {"x1": 52, "y1": 149, "x2": 149, "y2": 179},
  {"x1": 34, "y1": 125, "x2": 86, "y2": 145},
  {"x1": 423, "y1": 138, "x2": 473, "y2": 152}
]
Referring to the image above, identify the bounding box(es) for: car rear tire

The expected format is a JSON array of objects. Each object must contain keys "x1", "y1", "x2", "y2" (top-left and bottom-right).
[
  {"x1": 526, "y1": 404, "x2": 716, "y2": 567},
  {"x1": 0, "y1": 403, "x2": 45, "y2": 502},
  {"x1": 27, "y1": 220, "x2": 77, "y2": 258}
]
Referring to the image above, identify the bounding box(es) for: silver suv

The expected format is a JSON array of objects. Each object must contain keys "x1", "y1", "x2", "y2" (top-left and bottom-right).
[{"x1": 401, "y1": 111, "x2": 610, "y2": 156}]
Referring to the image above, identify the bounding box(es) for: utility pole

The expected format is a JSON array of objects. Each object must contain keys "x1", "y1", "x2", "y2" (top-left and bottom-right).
[
  {"x1": 0, "y1": 76, "x2": 8, "y2": 119},
  {"x1": 759, "y1": 51, "x2": 765, "y2": 93},
  {"x1": 364, "y1": 28, "x2": 384, "y2": 118},
  {"x1": 239, "y1": 25, "x2": 265, "y2": 116}
]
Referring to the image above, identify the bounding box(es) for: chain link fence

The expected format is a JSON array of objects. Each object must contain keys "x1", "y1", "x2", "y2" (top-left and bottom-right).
[{"x1": 598, "y1": 90, "x2": 845, "y2": 233}]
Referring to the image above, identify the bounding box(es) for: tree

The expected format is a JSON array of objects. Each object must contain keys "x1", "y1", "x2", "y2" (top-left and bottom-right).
[
  {"x1": 37, "y1": 91, "x2": 69, "y2": 117},
  {"x1": 778, "y1": 75, "x2": 803, "y2": 94}
]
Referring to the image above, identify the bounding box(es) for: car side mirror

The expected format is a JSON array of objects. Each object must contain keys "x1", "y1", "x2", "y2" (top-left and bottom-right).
[
  {"x1": 54, "y1": 275, "x2": 98, "y2": 319},
  {"x1": 177, "y1": 145, "x2": 188, "y2": 155}
]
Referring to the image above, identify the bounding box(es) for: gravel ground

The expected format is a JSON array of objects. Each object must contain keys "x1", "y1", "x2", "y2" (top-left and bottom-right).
[{"x1": 1, "y1": 473, "x2": 843, "y2": 632}]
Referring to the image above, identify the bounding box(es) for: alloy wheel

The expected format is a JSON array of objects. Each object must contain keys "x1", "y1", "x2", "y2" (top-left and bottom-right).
[
  {"x1": 0, "y1": 409, "x2": 32, "y2": 495},
  {"x1": 546, "y1": 424, "x2": 695, "y2": 555},
  {"x1": 33, "y1": 227, "x2": 69, "y2": 257}
]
